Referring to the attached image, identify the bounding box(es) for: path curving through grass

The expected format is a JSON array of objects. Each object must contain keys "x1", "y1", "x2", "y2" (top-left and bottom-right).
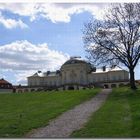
[
  {"x1": 27, "y1": 89, "x2": 111, "y2": 138},
  {"x1": 0, "y1": 88, "x2": 100, "y2": 138}
]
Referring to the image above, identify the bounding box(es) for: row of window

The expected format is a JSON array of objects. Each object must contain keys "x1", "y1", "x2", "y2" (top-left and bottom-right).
[
  {"x1": 0, "y1": 84, "x2": 12, "y2": 88},
  {"x1": 29, "y1": 80, "x2": 60, "y2": 86},
  {"x1": 93, "y1": 75, "x2": 124, "y2": 82}
]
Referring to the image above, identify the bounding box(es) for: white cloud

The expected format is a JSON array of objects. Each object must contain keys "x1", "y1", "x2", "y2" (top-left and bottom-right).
[
  {"x1": 0, "y1": 11, "x2": 28, "y2": 29},
  {"x1": 0, "y1": 40, "x2": 69, "y2": 84},
  {"x1": 0, "y1": 3, "x2": 109, "y2": 23}
]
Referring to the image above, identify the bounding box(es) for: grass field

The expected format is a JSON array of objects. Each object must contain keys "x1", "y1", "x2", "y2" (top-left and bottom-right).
[
  {"x1": 0, "y1": 88, "x2": 100, "y2": 138},
  {"x1": 71, "y1": 87, "x2": 140, "y2": 138}
]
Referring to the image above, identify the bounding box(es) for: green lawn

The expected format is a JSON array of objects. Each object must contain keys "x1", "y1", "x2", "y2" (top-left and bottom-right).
[
  {"x1": 0, "y1": 88, "x2": 100, "y2": 138},
  {"x1": 71, "y1": 87, "x2": 140, "y2": 138}
]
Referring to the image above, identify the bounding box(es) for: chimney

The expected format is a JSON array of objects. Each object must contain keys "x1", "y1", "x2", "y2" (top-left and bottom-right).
[
  {"x1": 92, "y1": 67, "x2": 96, "y2": 72},
  {"x1": 111, "y1": 65, "x2": 116, "y2": 69},
  {"x1": 56, "y1": 70, "x2": 60, "y2": 74},
  {"x1": 47, "y1": 71, "x2": 50, "y2": 75},
  {"x1": 102, "y1": 66, "x2": 106, "y2": 71},
  {"x1": 38, "y1": 70, "x2": 42, "y2": 73}
]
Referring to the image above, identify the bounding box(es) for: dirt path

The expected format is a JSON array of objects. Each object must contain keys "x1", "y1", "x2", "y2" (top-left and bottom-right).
[{"x1": 26, "y1": 89, "x2": 112, "y2": 138}]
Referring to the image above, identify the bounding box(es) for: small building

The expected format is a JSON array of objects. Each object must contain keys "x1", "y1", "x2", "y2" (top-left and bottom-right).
[
  {"x1": 27, "y1": 57, "x2": 129, "y2": 91},
  {"x1": 0, "y1": 78, "x2": 13, "y2": 93}
]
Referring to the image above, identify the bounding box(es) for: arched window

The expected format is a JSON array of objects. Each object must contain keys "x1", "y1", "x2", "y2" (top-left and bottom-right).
[{"x1": 70, "y1": 70, "x2": 77, "y2": 83}]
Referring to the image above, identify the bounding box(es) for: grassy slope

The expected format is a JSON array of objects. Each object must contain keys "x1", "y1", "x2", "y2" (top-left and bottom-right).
[
  {"x1": 0, "y1": 88, "x2": 100, "y2": 138},
  {"x1": 71, "y1": 87, "x2": 140, "y2": 138}
]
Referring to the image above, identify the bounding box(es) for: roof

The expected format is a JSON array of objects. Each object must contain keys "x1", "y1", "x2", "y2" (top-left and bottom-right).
[
  {"x1": 0, "y1": 78, "x2": 12, "y2": 85},
  {"x1": 44, "y1": 71, "x2": 60, "y2": 77},
  {"x1": 28, "y1": 57, "x2": 128, "y2": 78},
  {"x1": 91, "y1": 66, "x2": 127, "y2": 73},
  {"x1": 33, "y1": 72, "x2": 44, "y2": 77},
  {"x1": 28, "y1": 70, "x2": 60, "y2": 78}
]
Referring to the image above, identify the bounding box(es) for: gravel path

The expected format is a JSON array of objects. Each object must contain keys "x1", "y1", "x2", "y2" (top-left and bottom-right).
[{"x1": 27, "y1": 89, "x2": 112, "y2": 138}]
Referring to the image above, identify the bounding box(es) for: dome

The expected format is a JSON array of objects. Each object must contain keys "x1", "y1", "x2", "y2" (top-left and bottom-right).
[
  {"x1": 61, "y1": 56, "x2": 93, "y2": 73},
  {"x1": 62, "y1": 57, "x2": 87, "y2": 66}
]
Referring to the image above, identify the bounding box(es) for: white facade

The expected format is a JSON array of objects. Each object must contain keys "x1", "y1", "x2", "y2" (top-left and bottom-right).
[{"x1": 27, "y1": 57, "x2": 129, "y2": 89}]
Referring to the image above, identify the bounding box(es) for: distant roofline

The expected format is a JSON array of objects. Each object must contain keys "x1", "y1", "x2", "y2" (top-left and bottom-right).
[{"x1": 28, "y1": 65, "x2": 128, "y2": 78}]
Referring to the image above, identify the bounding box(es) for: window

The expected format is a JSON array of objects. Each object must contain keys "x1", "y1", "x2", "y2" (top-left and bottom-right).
[
  {"x1": 113, "y1": 76, "x2": 116, "y2": 81},
  {"x1": 64, "y1": 72, "x2": 66, "y2": 83},
  {"x1": 103, "y1": 77, "x2": 106, "y2": 81},
  {"x1": 50, "y1": 81, "x2": 52, "y2": 85},
  {"x1": 34, "y1": 81, "x2": 36, "y2": 86},
  {"x1": 100, "y1": 77, "x2": 103, "y2": 81},
  {"x1": 119, "y1": 75, "x2": 122, "y2": 80},
  {"x1": 80, "y1": 75, "x2": 84, "y2": 84},
  {"x1": 54, "y1": 81, "x2": 56, "y2": 86},
  {"x1": 30, "y1": 82, "x2": 32, "y2": 86}
]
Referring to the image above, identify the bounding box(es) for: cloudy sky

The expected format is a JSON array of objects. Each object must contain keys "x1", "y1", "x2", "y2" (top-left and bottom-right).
[{"x1": 0, "y1": 3, "x2": 139, "y2": 85}]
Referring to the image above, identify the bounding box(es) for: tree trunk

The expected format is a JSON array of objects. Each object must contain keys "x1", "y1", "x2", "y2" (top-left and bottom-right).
[{"x1": 129, "y1": 68, "x2": 137, "y2": 90}]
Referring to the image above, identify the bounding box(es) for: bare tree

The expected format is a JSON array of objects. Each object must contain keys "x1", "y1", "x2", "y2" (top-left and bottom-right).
[{"x1": 83, "y1": 3, "x2": 140, "y2": 90}]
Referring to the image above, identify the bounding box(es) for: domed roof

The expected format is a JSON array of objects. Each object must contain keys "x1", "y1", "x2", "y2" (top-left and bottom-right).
[{"x1": 62, "y1": 57, "x2": 88, "y2": 66}]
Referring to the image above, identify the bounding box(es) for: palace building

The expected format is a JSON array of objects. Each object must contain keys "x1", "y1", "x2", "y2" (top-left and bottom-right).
[{"x1": 27, "y1": 56, "x2": 129, "y2": 91}]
